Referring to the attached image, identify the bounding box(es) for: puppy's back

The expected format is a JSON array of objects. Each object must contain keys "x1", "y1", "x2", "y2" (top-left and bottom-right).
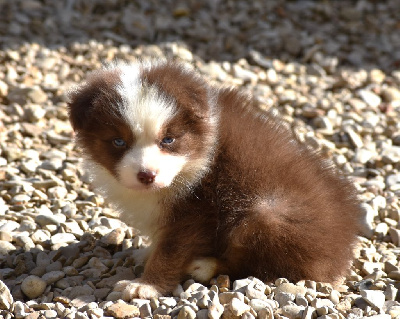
[{"x1": 211, "y1": 88, "x2": 361, "y2": 282}]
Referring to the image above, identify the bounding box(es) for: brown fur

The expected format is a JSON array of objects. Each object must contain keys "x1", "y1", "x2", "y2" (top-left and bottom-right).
[{"x1": 68, "y1": 62, "x2": 362, "y2": 296}]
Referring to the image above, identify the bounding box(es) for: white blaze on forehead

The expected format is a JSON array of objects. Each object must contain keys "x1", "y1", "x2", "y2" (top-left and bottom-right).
[{"x1": 114, "y1": 63, "x2": 176, "y2": 145}]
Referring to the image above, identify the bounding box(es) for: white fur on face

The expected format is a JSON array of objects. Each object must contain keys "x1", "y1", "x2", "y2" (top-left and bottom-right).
[
  {"x1": 115, "y1": 62, "x2": 176, "y2": 144},
  {"x1": 117, "y1": 145, "x2": 187, "y2": 190},
  {"x1": 106, "y1": 62, "x2": 186, "y2": 190}
]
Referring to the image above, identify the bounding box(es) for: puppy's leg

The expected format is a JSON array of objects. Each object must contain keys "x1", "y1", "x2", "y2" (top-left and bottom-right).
[{"x1": 115, "y1": 229, "x2": 199, "y2": 300}]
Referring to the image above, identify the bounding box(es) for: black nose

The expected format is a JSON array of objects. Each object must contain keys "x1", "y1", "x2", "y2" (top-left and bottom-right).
[{"x1": 137, "y1": 170, "x2": 157, "y2": 185}]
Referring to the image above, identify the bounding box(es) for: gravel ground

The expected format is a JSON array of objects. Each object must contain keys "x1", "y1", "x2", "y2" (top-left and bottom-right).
[{"x1": 1, "y1": 0, "x2": 400, "y2": 318}]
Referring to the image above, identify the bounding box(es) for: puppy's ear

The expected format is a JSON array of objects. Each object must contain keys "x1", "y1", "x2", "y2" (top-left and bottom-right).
[
  {"x1": 68, "y1": 70, "x2": 121, "y2": 131},
  {"x1": 68, "y1": 82, "x2": 99, "y2": 131},
  {"x1": 142, "y1": 62, "x2": 214, "y2": 119}
]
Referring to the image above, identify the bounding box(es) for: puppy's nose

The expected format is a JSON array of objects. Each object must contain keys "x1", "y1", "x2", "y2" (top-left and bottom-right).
[{"x1": 137, "y1": 170, "x2": 157, "y2": 185}]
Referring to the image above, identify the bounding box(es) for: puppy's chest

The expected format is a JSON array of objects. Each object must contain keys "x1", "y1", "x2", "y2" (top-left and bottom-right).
[{"x1": 118, "y1": 193, "x2": 164, "y2": 238}]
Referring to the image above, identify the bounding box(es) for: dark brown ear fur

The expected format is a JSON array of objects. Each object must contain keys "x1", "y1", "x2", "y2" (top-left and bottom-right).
[
  {"x1": 68, "y1": 70, "x2": 122, "y2": 131},
  {"x1": 142, "y1": 62, "x2": 211, "y2": 120}
]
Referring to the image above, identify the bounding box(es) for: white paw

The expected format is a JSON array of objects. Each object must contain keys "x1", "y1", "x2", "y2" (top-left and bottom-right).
[
  {"x1": 115, "y1": 279, "x2": 162, "y2": 300},
  {"x1": 187, "y1": 257, "x2": 218, "y2": 282}
]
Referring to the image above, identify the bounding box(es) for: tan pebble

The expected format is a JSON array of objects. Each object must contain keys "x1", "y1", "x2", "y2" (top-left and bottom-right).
[
  {"x1": 275, "y1": 283, "x2": 307, "y2": 296},
  {"x1": 21, "y1": 275, "x2": 47, "y2": 299},
  {"x1": 217, "y1": 275, "x2": 230, "y2": 289},
  {"x1": 106, "y1": 302, "x2": 140, "y2": 318},
  {"x1": 258, "y1": 307, "x2": 273, "y2": 319},
  {"x1": 0, "y1": 279, "x2": 14, "y2": 310}
]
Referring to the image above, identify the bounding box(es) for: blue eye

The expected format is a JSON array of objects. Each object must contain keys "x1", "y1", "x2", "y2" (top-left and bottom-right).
[
  {"x1": 112, "y1": 138, "x2": 126, "y2": 148},
  {"x1": 161, "y1": 137, "x2": 175, "y2": 145}
]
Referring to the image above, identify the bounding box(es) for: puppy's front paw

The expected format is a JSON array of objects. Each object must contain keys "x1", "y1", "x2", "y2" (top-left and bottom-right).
[{"x1": 115, "y1": 279, "x2": 162, "y2": 300}]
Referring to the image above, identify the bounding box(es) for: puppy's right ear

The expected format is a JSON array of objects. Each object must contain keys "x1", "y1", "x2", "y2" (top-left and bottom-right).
[{"x1": 67, "y1": 70, "x2": 122, "y2": 131}]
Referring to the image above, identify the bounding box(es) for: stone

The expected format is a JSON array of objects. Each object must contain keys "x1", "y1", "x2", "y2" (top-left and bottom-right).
[
  {"x1": 24, "y1": 104, "x2": 46, "y2": 122},
  {"x1": 42, "y1": 271, "x2": 65, "y2": 284},
  {"x1": 249, "y1": 299, "x2": 276, "y2": 312},
  {"x1": 258, "y1": 307, "x2": 274, "y2": 319},
  {"x1": 35, "y1": 213, "x2": 64, "y2": 227},
  {"x1": 0, "y1": 241, "x2": 16, "y2": 254},
  {"x1": 219, "y1": 292, "x2": 244, "y2": 304},
  {"x1": 50, "y1": 233, "x2": 76, "y2": 245},
  {"x1": 178, "y1": 306, "x2": 196, "y2": 319},
  {"x1": 14, "y1": 300, "x2": 29, "y2": 319},
  {"x1": 282, "y1": 304, "x2": 304, "y2": 319},
  {"x1": 0, "y1": 220, "x2": 20, "y2": 232},
  {"x1": 362, "y1": 262, "x2": 383, "y2": 275},
  {"x1": 232, "y1": 278, "x2": 252, "y2": 293},
  {"x1": 101, "y1": 227, "x2": 126, "y2": 245},
  {"x1": 382, "y1": 146, "x2": 400, "y2": 164},
  {"x1": 275, "y1": 292, "x2": 295, "y2": 307},
  {"x1": 369, "y1": 69, "x2": 385, "y2": 83},
  {"x1": 388, "y1": 270, "x2": 400, "y2": 280},
  {"x1": 47, "y1": 186, "x2": 68, "y2": 199},
  {"x1": 384, "y1": 284, "x2": 398, "y2": 301},
  {"x1": 275, "y1": 283, "x2": 307, "y2": 296},
  {"x1": 139, "y1": 302, "x2": 152, "y2": 318},
  {"x1": 344, "y1": 127, "x2": 363, "y2": 149},
  {"x1": 310, "y1": 299, "x2": 334, "y2": 309},
  {"x1": 361, "y1": 289, "x2": 385, "y2": 310},
  {"x1": 386, "y1": 174, "x2": 400, "y2": 189},
  {"x1": 241, "y1": 311, "x2": 255, "y2": 319},
  {"x1": 358, "y1": 89, "x2": 381, "y2": 108},
  {"x1": 68, "y1": 285, "x2": 94, "y2": 299},
  {"x1": 232, "y1": 64, "x2": 258, "y2": 83},
  {"x1": 71, "y1": 295, "x2": 96, "y2": 309},
  {"x1": 296, "y1": 294, "x2": 308, "y2": 307},
  {"x1": 0, "y1": 280, "x2": 13, "y2": 310},
  {"x1": 21, "y1": 275, "x2": 47, "y2": 299},
  {"x1": 196, "y1": 309, "x2": 208, "y2": 319},
  {"x1": 229, "y1": 297, "x2": 250, "y2": 316},
  {"x1": 27, "y1": 86, "x2": 47, "y2": 104},
  {"x1": 359, "y1": 203, "x2": 376, "y2": 238},
  {"x1": 353, "y1": 148, "x2": 374, "y2": 164},
  {"x1": 374, "y1": 223, "x2": 388, "y2": 237},
  {"x1": 208, "y1": 292, "x2": 224, "y2": 319},
  {"x1": 382, "y1": 87, "x2": 400, "y2": 102},
  {"x1": 46, "y1": 261, "x2": 63, "y2": 274},
  {"x1": 12, "y1": 194, "x2": 31, "y2": 205},
  {"x1": 15, "y1": 235, "x2": 35, "y2": 251},
  {"x1": 329, "y1": 290, "x2": 341, "y2": 305},
  {"x1": 216, "y1": 275, "x2": 230, "y2": 289},
  {"x1": 301, "y1": 306, "x2": 315, "y2": 319},
  {"x1": 245, "y1": 279, "x2": 268, "y2": 300}
]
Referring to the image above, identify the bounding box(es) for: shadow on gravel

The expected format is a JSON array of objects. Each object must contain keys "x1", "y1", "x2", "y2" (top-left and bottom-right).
[
  {"x1": 0, "y1": 0, "x2": 399, "y2": 72},
  {"x1": 3, "y1": 232, "x2": 140, "y2": 303}
]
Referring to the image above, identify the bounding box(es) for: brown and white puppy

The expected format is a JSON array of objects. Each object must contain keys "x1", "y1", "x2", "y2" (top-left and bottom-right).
[{"x1": 68, "y1": 60, "x2": 362, "y2": 300}]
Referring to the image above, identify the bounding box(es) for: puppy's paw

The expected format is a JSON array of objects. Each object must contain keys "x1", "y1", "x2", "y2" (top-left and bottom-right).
[{"x1": 115, "y1": 279, "x2": 162, "y2": 300}]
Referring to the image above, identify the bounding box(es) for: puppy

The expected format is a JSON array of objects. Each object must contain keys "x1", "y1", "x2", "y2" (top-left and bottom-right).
[{"x1": 68, "y1": 60, "x2": 362, "y2": 299}]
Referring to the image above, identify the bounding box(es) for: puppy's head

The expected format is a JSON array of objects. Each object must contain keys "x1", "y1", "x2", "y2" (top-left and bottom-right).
[{"x1": 68, "y1": 61, "x2": 217, "y2": 192}]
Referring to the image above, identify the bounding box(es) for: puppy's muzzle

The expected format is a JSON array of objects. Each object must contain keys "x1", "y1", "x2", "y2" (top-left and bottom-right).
[{"x1": 137, "y1": 170, "x2": 157, "y2": 185}]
